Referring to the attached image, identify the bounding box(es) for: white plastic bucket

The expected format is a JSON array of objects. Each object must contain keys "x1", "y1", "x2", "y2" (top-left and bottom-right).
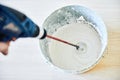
[{"x1": 40, "y1": 5, "x2": 107, "y2": 73}]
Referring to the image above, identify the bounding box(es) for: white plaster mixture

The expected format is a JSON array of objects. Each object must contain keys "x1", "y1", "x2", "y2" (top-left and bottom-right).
[{"x1": 48, "y1": 23, "x2": 102, "y2": 72}]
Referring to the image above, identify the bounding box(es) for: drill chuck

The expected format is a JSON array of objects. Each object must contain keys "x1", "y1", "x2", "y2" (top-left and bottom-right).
[{"x1": 35, "y1": 26, "x2": 47, "y2": 39}]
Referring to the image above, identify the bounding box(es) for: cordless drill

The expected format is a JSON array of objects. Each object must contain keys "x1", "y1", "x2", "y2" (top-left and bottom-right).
[
  {"x1": 0, "y1": 4, "x2": 47, "y2": 42},
  {"x1": 0, "y1": 4, "x2": 79, "y2": 49}
]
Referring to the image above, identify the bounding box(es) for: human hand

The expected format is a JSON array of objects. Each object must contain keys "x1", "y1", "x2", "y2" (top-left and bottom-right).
[
  {"x1": 0, "y1": 41, "x2": 10, "y2": 55},
  {"x1": 0, "y1": 37, "x2": 16, "y2": 55}
]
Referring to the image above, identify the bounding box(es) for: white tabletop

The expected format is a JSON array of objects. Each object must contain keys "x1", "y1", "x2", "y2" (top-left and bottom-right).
[{"x1": 0, "y1": 0, "x2": 120, "y2": 80}]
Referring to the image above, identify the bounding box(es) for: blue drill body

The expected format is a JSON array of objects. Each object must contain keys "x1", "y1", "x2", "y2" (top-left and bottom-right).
[{"x1": 0, "y1": 4, "x2": 43, "y2": 42}]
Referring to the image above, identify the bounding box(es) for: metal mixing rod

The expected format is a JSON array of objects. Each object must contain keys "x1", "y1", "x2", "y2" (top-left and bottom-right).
[{"x1": 47, "y1": 35, "x2": 79, "y2": 50}]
